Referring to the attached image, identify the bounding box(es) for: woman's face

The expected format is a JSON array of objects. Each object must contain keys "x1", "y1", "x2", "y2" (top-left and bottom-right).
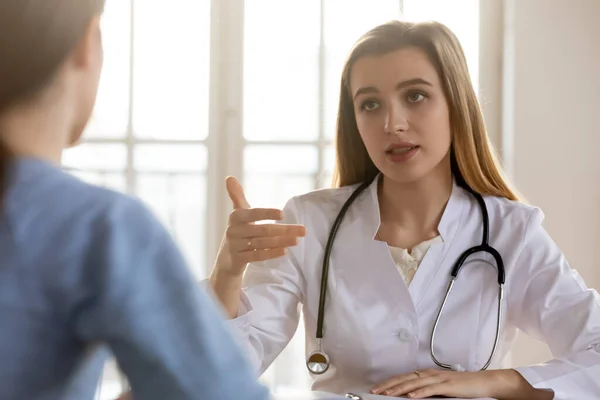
[{"x1": 349, "y1": 46, "x2": 452, "y2": 184}]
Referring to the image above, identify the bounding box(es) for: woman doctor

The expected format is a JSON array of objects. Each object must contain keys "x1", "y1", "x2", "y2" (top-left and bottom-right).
[{"x1": 209, "y1": 20, "x2": 600, "y2": 399}]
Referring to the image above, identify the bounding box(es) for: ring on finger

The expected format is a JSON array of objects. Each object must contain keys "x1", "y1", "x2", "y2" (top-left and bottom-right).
[{"x1": 247, "y1": 240, "x2": 254, "y2": 251}]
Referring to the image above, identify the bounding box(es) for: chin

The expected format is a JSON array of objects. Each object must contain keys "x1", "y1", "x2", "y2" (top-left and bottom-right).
[
  {"x1": 379, "y1": 163, "x2": 432, "y2": 185},
  {"x1": 378, "y1": 152, "x2": 452, "y2": 186}
]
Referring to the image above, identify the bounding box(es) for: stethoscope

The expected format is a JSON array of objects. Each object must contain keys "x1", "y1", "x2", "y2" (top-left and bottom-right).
[{"x1": 305, "y1": 176, "x2": 506, "y2": 376}]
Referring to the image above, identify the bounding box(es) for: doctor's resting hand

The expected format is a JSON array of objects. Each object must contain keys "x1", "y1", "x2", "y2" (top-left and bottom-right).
[
  {"x1": 210, "y1": 176, "x2": 306, "y2": 318},
  {"x1": 371, "y1": 369, "x2": 553, "y2": 399}
]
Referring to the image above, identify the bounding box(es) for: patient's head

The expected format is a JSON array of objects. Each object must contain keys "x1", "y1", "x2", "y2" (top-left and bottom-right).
[{"x1": 0, "y1": 0, "x2": 106, "y2": 152}]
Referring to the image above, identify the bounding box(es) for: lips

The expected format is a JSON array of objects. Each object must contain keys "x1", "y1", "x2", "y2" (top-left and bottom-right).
[
  {"x1": 386, "y1": 145, "x2": 419, "y2": 154},
  {"x1": 385, "y1": 143, "x2": 420, "y2": 163}
]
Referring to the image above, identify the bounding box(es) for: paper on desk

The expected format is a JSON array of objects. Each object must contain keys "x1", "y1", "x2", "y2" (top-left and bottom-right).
[
  {"x1": 349, "y1": 394, "x2": 494, "y2": 400},
  {"x1": 271, "y1": 391, "x2": 494, "y2": 400},
  {"x1": 271, "y1": 391, "x2": 347, "y2": 399},
  {"x1": 350, "y1": 394, "x2": 494, "y2": 400}
]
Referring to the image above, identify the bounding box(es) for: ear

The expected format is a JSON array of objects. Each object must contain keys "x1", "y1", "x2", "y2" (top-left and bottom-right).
[{"x1": 71, "y1": 15, "x2": 103, "y2": 70}]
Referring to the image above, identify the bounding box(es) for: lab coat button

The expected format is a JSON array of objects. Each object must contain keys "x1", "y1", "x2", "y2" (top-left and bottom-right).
[{"x1": 396, "y1": 329, "x2": 412, "y2": 342}]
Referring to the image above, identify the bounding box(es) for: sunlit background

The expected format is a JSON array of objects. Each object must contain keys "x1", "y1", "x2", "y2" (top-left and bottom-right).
[
  {"x1": 64, "y1": 0, "x2": 480, "y2": 398},
  {"x1": 60, "y1": 0, "x2": 600, "y2": 398}
]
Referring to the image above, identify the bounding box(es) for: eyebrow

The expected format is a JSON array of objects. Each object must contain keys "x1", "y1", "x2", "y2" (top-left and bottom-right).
[{"x1": 353, "y1": 78, "x2": 433, "y2": 100}]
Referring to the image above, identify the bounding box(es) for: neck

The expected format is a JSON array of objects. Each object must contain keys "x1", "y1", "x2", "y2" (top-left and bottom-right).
[
  {"x1": 0, "y1": 100, "x2": 73, "y2": 165},
  {"x1": 377, "y1": 162, "x2": 453, "y2": 247}
]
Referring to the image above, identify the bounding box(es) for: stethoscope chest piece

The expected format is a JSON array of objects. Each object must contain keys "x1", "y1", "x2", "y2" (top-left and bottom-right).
[{"x1": 306, "y1": 349, "x2": 330, "y2": 375}]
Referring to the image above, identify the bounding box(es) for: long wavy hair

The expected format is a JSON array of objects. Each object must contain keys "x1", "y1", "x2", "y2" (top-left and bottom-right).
[{"x1": 332, "y1": 20, "x2": 522, "y2": 201}]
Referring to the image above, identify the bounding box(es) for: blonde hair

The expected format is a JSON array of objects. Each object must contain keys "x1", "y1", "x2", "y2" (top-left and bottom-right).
[{"x1": 332, "y1": 20, "x2": 522, "y2": 202}]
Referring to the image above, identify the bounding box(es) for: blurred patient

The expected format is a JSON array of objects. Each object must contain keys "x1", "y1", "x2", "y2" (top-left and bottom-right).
[{"x1": 0, "y1": 1, "x2": 270, "y2": 399}]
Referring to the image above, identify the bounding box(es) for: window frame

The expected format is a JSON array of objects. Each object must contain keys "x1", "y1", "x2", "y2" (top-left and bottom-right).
[
  {"x1": 207, "y1": 0, "x2": 504, "y2": 278},
  {"x1": 79, "y1": 0, "x2": 503, "y2": 280}
]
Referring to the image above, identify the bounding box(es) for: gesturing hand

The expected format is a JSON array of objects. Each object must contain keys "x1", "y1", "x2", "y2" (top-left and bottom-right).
[{"x1": 214, "y1": 176, "x2": 306, "y2": 277}]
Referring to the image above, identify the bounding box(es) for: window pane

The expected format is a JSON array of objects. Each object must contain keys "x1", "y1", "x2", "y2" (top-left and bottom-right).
[
  {"x1": 134, "y1": 144, "x2": 207, "y2": 278},
  {"x1": 62, "y1": 144, "x2": 127, "y2": 171},
  {"x1": 134, "y1": 144, "x2": 207, "y2": 172},
  {"x1": 69, "y1": 171, "x2": 127, "y2": 194},
  {"x1": 137, "y1": 173, "x2": 207, "y2": 279},
  {"x1": 323, "y1": 1, "x2": 402, "y2": 140},
  {"x1": 96, "y1": 359, "x2": 125, "y2": 400},
  {"x1": 243, "y1": 145, "x2": 318, "y2": 209},
  {"x1": 324, "y1": 1, "x2": 401, "y2": 52},
  {"x1": 402, "y1": 0, "x2": 480, "y2": 92},
  {"x1": 85, "y1": 0, "x2": 131, "y2": 138},
  {"x1": 244, "y1": 145, "x2": 318, "y2": 174},
  {"x1": 133, "y1": 0, "x2": 210, "y2": 140},
  {"x1": 261, "y1": 318, "x2": 311, "y2": 391},
  {"x1": 319, "y1": 143, "x2": 336, "y2": 189},
  {"x1": 243, "y1": 1, "x2": 320, "y2": 141}
]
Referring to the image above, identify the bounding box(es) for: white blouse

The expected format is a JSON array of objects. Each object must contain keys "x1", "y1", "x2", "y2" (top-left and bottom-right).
[{"x1": 387, "y1": 236, "x2": 443, "y2": 286}]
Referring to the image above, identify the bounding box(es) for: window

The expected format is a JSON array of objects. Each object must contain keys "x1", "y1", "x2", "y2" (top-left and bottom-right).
[
  {"x1": 71, "y1": 1, "x2": 481, "y2": 398},
  {"x1": 402, "y1": 0, "x2": 480, "y2": 92},
  {"x1": 64, "y1": 0, "x2": 210, "y2": 281}
]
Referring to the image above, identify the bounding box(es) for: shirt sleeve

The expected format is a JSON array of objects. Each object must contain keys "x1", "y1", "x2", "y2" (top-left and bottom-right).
[
  {"x1": 202, "y1": 196, "x2": 307, "y2": 376},
  {"x1": 508, "y1": 208, "x2": 600, "y2": 399},
  {"x1": 68, "y1": 196, "x2": 270, "y2": 400}
]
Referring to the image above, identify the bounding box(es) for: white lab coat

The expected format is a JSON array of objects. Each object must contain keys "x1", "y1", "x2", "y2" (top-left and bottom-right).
[{"x1": 226, "y1": 177, "x2": 600, "y2": 399}]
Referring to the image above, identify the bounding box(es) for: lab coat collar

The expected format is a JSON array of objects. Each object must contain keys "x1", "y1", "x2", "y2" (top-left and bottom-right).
[
  {"x1": 336, "y1": 173, "x2": 469, "y2": 323},
  {"x1": 362, "y1": 174, "x2": 468, "y2": 243}
]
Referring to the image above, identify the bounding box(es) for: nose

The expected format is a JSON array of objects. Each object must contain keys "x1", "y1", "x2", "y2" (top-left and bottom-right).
[{"x1": 384, "y1": 104, "x2": 408, "y2": 134}]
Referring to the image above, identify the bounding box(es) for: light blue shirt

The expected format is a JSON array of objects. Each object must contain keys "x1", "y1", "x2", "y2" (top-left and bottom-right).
[{"x1": 0, "y1": 157, "x2": 270, "y2": 400}]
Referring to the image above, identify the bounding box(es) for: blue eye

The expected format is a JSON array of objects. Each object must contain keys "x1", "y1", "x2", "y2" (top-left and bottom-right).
[
  {"x1": 407, "y1": 91, "x2": 426, "y2": 103},
  {"x1": 360, "y1": 100, "x2": 380, "y2": 111}
]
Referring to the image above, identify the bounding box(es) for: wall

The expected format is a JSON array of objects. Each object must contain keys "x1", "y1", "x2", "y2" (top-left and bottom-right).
[{"x1": 499, "y1": 0, "x2": 600, "y2": 367}]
